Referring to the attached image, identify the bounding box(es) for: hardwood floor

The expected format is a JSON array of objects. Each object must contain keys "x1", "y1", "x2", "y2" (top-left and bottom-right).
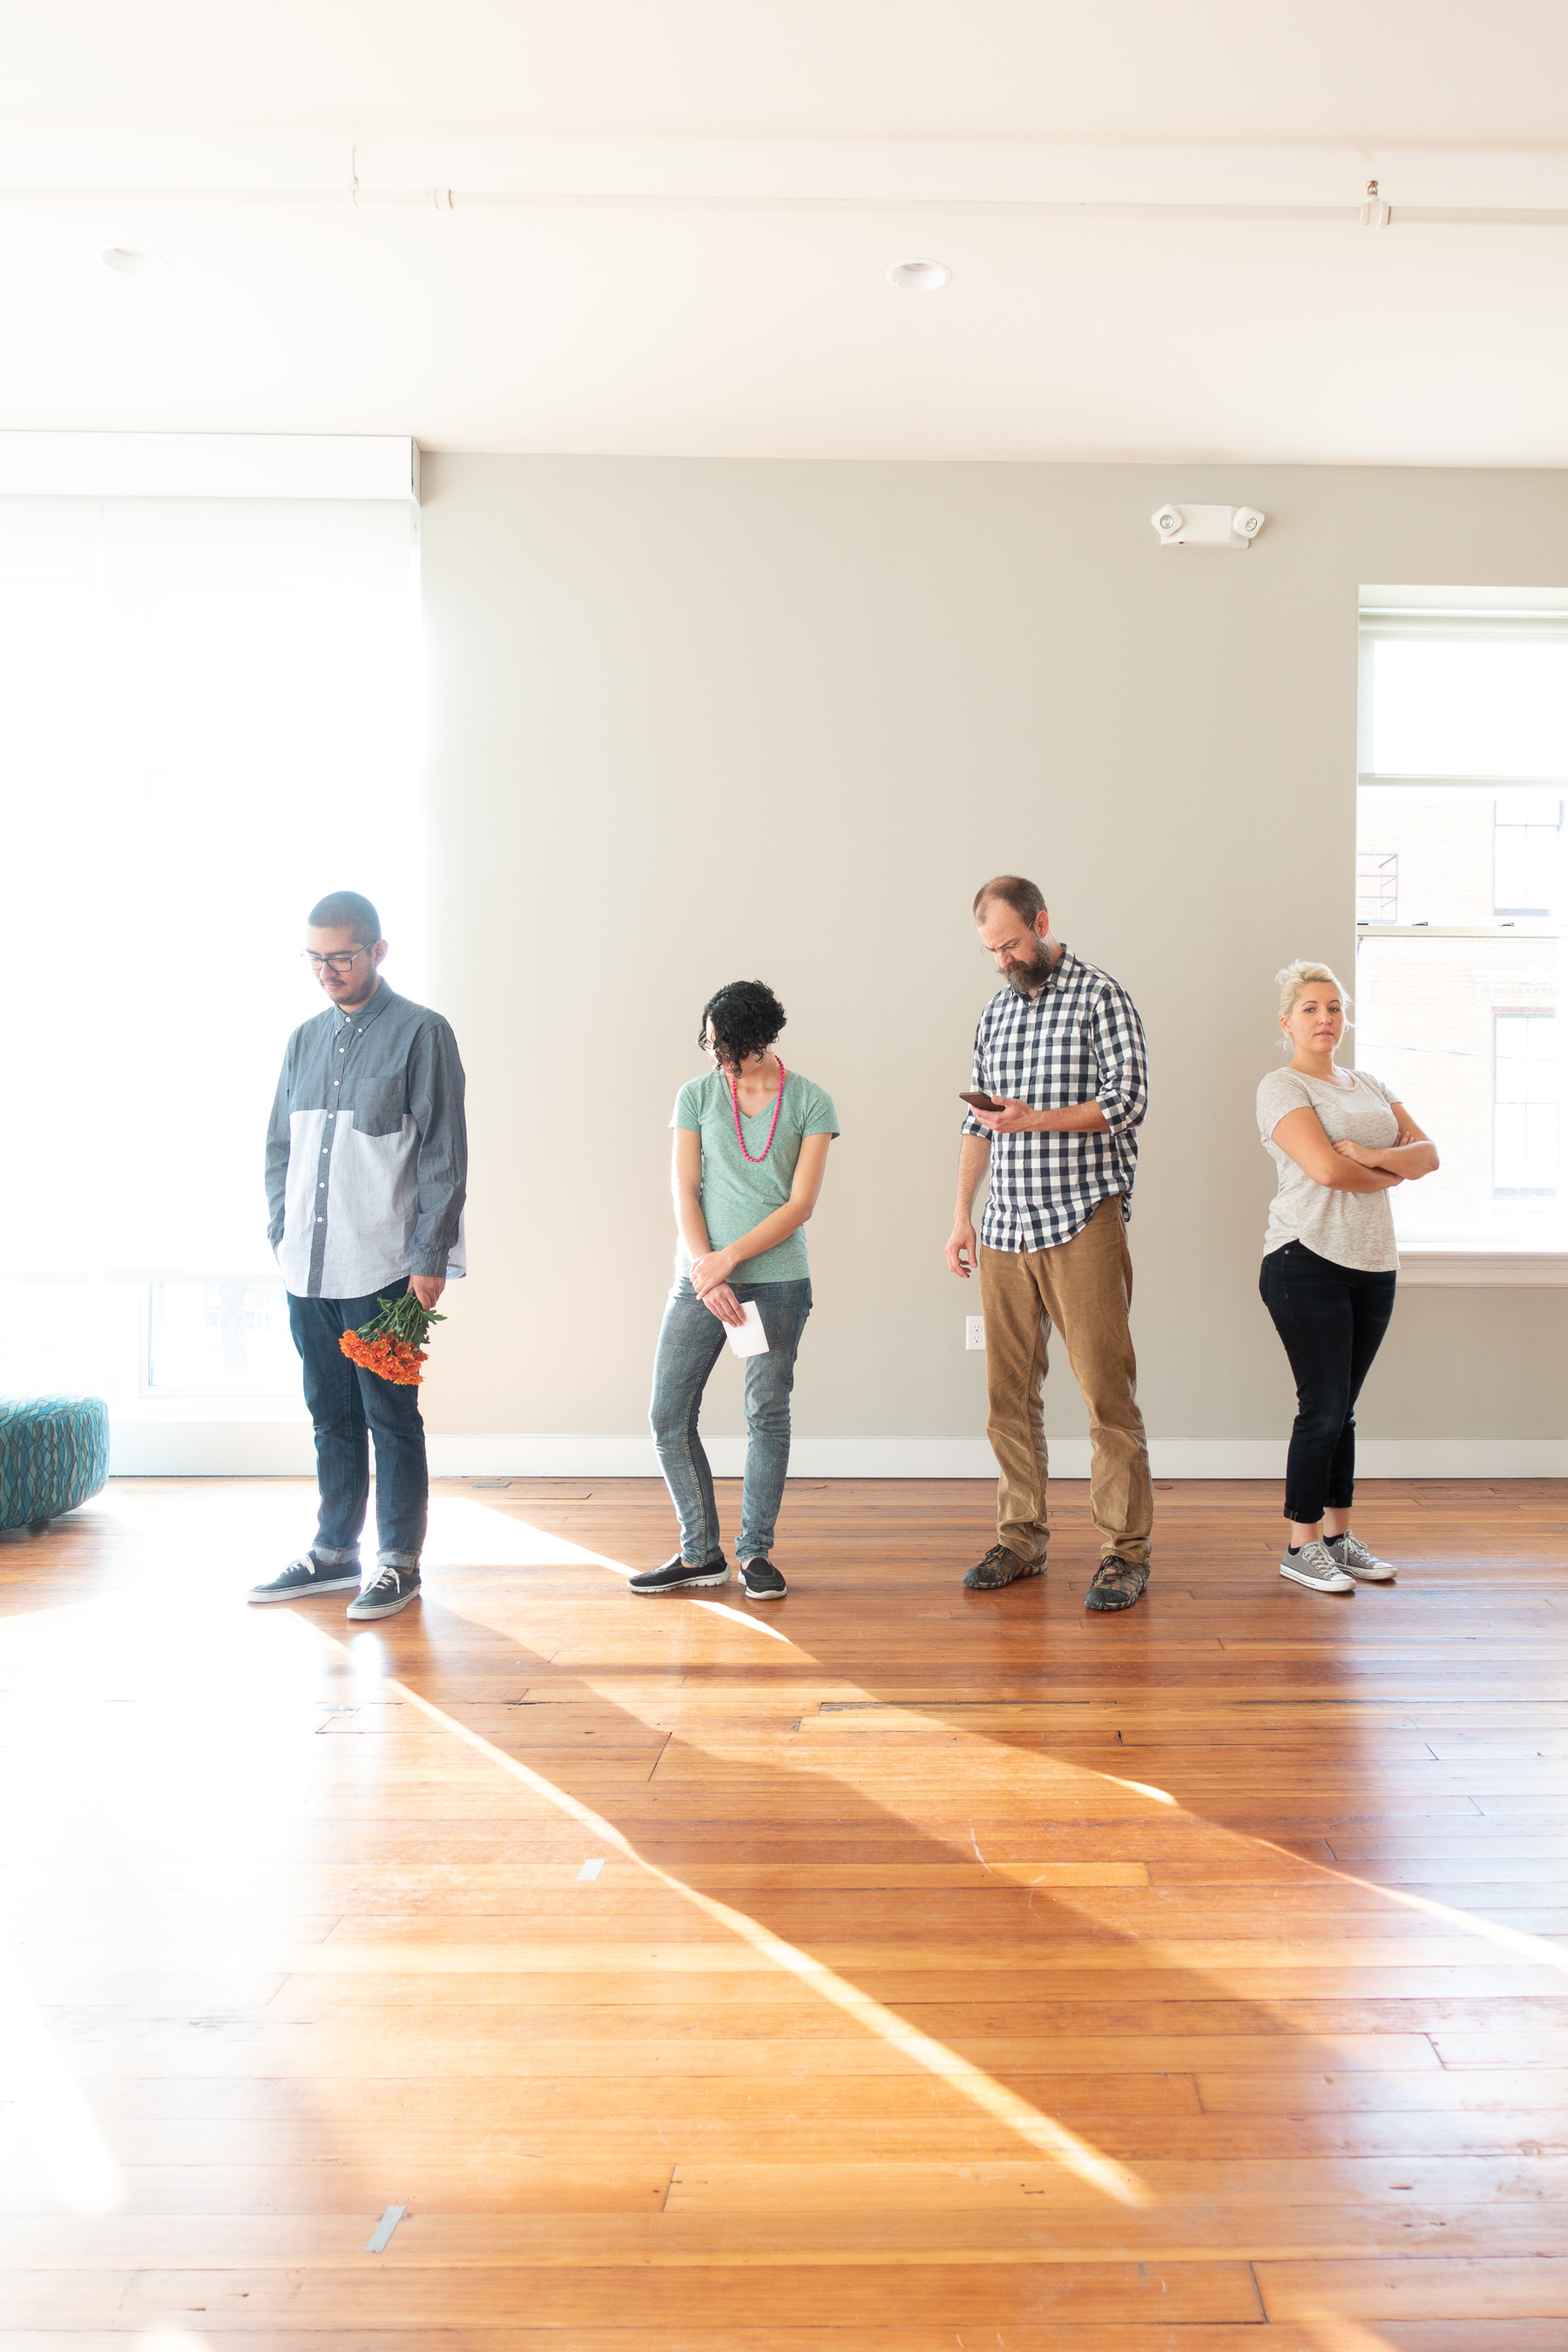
[{"x1": 2, "y1": 1472, "x2": 1565, "y2": 2350}]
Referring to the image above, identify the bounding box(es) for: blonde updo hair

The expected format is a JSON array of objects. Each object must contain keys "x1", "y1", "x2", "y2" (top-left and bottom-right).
[{"x1": 1275, "y1": 960, "x2": 1351, "y2": 1047}]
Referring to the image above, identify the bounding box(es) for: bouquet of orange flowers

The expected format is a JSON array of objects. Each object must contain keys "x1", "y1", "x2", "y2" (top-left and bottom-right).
[{"x1": 340, "y1": 1289, "x2": 447, "y2": 1387}]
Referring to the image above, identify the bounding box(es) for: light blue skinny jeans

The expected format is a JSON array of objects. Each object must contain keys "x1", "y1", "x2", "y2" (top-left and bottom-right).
[{"x1": 649, "y1": 1276, "x2": 813, "y2": 1564}]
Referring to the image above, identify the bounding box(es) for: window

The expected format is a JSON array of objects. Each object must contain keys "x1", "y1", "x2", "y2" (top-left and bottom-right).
[
  {"x1": 1494, "y1": 1013, "x2": 1558, "y2": 1195},
  {"x1": 0, "y1": 490, "x2": 422, "y2": 1398},
  {"x1": 1355, "y1": 590, "x2": 1567, "y2": 1255},
  {"x1": 1495, "y1": 794, "x2": 1563, "y2": 916},
  {"x1": 145, "y1": 1283, "x2": 299, "y2": 1397}
]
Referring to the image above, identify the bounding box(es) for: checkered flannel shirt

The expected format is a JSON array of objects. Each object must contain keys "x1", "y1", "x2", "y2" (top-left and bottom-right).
[{"x1": 960, "y1": 944, "x2": 1150, "y2": 1252}]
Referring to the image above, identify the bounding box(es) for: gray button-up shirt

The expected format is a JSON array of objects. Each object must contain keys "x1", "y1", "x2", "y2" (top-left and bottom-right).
[{"x1": 265, "y1": 983, "x2": 468, "y2": 1301}]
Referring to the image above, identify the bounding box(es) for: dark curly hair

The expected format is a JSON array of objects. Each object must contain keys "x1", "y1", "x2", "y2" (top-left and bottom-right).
[{"x1": 698, "y1": 979, "x2": 786, "y2": 1065}]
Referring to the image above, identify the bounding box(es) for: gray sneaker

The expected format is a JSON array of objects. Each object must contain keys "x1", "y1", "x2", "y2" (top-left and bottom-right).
[
  {"x1": 963, "y1": 1544, "x2": 1046, "y2": 1591},
  {"x1": 1281, "y1": 1538, "x2": 1355, "y2": 1594},
  {"x1": 1327, "y1": 1529, "x2": 1396, "y2": 1583},
  {"x1": 247, "y1": 1553, "x2": 361, "y2": 1605}
]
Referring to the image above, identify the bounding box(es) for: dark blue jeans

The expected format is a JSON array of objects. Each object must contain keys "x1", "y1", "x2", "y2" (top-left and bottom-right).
[
  {"x1": 287, "y1": 1279, "x2": 428, "y2": 1570},
  {"x1": 650, "y1": 1277, "x2": 813, "y2": 1564},
  {"x1": 1259, "y1": 1242, "x2": 1396, "y2": 1524}
]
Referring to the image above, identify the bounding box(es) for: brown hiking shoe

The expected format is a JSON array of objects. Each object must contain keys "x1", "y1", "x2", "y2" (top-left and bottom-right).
[
  {"x1": 963, "y1": 1544, "x2": 1047, "y2": 1591},
  {"x1": 1085, "y1": 1555, "x2": 1149, "y2": 1612}
]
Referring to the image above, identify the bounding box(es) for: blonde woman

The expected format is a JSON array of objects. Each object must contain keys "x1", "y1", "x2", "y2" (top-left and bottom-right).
[{"x1": 1257, "y1": 963, "x2": 1438, "y2": 1594}]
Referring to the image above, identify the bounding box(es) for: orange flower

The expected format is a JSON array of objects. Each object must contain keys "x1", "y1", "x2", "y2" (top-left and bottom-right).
[{"x1": 340, "y1": 1288, "x2": 445, "y2": 1386}]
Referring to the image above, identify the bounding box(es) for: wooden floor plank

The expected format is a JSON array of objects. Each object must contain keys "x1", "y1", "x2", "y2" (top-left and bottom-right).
[
  {"x1": 1257, "y1": 2253, "x2": 1568, "y2": 2319},
  {"x1": 2, "y1": 1471, "x2": 1564, "y2": 2343}
]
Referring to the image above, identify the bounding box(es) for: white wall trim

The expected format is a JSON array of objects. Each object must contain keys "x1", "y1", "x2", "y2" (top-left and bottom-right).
[
  {"x1": 0, "y1": 433, "x2": 420, "y2": 504},
  {"x1": 105, "y1": 1423, "x2": 1568, "y2": 1481},
  {"x1": 8, "y1": 133, "x2": 1568, "y2": 219}
]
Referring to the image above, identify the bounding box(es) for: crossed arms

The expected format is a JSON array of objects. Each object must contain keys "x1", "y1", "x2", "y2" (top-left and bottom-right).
[{"x1": 1271, "y1": 1106, "x2": 1439, "y2": 1191}]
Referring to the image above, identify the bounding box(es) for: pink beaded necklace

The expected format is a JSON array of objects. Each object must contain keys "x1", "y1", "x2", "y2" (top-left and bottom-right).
[{"x1": 728, "y1": 1061, "x2": 787, "y2": 1163}]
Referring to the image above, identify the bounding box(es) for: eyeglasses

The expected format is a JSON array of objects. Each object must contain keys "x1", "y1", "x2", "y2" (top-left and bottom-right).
[{"x1": 302, "y1": 950, "x2": 368, "y2": 975}]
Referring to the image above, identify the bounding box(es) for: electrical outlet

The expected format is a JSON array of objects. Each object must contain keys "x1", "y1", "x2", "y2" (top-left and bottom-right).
[{"x1": 965, "y1": 1315, "x2": 985, "y2": 1351}]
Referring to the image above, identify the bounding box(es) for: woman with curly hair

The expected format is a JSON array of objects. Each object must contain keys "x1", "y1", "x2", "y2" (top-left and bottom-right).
[
  {"x1": 1257, "y1": 961, "x2": 1438, "y2": 1595},
  {"x1": 632, "y1": 980, "x2": 838, "y2": 1603}
]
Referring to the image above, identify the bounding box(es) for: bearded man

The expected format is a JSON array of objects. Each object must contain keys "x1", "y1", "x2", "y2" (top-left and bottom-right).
[{"x1": 946, "y1": 875, "x2": 1153, "y2": 1612}]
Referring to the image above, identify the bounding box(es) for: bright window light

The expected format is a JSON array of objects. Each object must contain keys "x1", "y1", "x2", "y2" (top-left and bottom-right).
[
  {"x1": 145, "y1": 1282, "x2": 298, "y2": 1396},
  {"x1": 1367, "y1": 632, "x2": 1568, "y2": 779},
  {"x1": 1356, "y1": 601, "x2": 1566, "y2": 1254},
  {"x1": 0, "y1": 493, "x2": 422, "y2": 1396}
]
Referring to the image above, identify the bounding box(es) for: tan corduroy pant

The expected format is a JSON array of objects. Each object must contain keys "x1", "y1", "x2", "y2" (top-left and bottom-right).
[{"x1": 978, "y1": 1195, "x2": 1153, "y2": 1570}]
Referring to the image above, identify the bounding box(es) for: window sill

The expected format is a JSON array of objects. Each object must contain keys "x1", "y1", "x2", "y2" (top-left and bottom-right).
[{"x1": 1398, "y1": 1247, "x2": 1568, "y2": 1288}]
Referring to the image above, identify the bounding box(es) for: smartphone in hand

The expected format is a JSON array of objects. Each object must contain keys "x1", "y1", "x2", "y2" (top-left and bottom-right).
[{"x1": 960, "y1": 1091, "x2": 1005, "y2": 1112}]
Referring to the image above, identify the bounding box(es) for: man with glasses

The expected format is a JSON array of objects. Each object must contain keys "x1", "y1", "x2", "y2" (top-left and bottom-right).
[{"x1": 249, "y1": 891, "x2": 467, "y2": 1620}]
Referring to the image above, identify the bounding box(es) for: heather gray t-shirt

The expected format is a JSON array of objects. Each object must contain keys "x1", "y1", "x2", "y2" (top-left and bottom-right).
[{"x1": 1256, "y1": 1065, "x2": 1402, "y2": 1273}]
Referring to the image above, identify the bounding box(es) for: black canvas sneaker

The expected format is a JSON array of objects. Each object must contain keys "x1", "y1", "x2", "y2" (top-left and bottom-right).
[
  {"x1": 740, "y1": 1557, "x2": 787, "y2": 1601},
  {"x1": 247, "y1": 1553, "x2": 361, "y2": 1605},
  {"x1": 628, "y1": 1551, "x2": 729, "y2": 1595},
  {"x1": 346, "y1": 1565, "x2": 422, "y2": 1620}
]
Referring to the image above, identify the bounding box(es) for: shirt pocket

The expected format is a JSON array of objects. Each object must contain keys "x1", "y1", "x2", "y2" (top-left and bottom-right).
[{"x1": 349, "y1": 1079, "x2": 409, "y2": 1139}]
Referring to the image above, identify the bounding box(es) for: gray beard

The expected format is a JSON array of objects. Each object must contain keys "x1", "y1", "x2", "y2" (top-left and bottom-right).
[{"x1": 1005, "y1": 950, "x2": 1050, "y2": 997}]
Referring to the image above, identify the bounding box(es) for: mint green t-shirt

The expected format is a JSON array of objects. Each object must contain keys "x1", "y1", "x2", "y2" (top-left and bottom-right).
[{"x1": 672, "y1": 1069, "x2": 840, "y2": 1283}]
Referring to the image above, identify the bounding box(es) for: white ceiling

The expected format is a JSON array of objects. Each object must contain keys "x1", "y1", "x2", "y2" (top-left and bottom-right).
[{"x1": 3, "y1": 2, "x2": 1567, "y2": 463}]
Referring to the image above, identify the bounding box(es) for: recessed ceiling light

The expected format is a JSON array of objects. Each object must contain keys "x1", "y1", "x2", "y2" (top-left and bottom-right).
[
  {"x1": 98, "y1": 247, "x2": 166, "y2": 278},
  {"x1": 886, "y1": 260, "x2": 950, "y2": 293}
]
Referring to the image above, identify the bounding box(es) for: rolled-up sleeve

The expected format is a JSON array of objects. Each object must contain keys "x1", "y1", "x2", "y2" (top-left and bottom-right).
[
  {"x1": 959, "y1": 1017, "x2": 991, "y2": 1139},
  {"x1": 1092, "y1": 983, "x2": 1150, "y2": 1137},
  {"x1": 264, "y1": 1038, "x2": 294, "y2": 1248},
  {"x1": 406, "y1": 1018, "x2": 469, "y2": 1277}
]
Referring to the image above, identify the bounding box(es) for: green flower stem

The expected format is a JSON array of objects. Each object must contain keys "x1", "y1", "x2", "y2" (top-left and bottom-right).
[{"x1": 353, "y1": 1291, "x2": 448, "y2": 1349}]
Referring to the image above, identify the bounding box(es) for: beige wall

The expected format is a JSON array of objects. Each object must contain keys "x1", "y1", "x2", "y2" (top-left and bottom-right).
[{"x1": 418, "y1": 454, "x2": 1568, "y2": 1448}]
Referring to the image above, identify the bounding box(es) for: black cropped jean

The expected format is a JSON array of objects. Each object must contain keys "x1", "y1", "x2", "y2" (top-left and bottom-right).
[{"x1": 1259, "y1": 1241, "x2": 1396, "y2": 1524}]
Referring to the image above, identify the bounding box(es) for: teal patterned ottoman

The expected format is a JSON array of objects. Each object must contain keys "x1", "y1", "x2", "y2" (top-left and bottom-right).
[{"x1": 0, "y1": 1396, "x2": 111, "y2": 1532}]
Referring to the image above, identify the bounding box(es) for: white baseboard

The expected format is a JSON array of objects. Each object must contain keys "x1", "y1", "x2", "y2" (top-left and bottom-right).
[
  {"x1": 424, "y1": 1434, "x2": 1568, "y2": 1481},
  {"x1": 106, "y1": 1421, "x2": 1568, "y2": 1480},
  {"x1": 110, "y1": 1419, "x2": 316, "y2": 1477},
  {"x1": 1348, "y1": 1439, "x2": 1568, "y2": 1477}
]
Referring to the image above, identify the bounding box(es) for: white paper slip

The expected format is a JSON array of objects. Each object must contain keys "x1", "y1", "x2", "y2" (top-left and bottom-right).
[{"x1": 726, "y1": 1301, "x2": 771, "y2": 1358}]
